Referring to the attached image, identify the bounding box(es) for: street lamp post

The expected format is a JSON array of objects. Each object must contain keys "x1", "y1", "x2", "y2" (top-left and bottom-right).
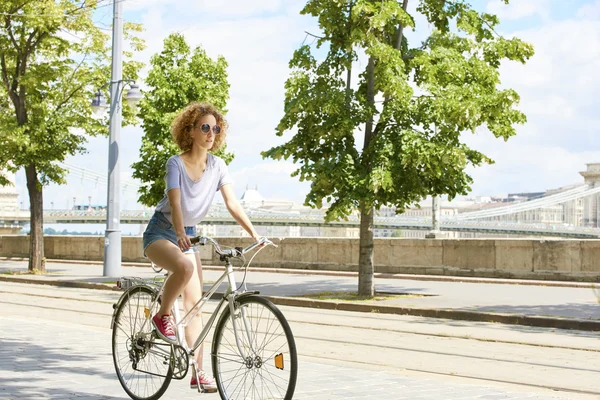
[{"x1": 91, "y1": 0, "x2": 142, "y2": 277}]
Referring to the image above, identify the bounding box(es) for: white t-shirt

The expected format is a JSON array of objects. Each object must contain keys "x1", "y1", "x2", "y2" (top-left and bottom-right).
[{"x1": 155, "y1": 153, "x2": 233, "y2": 226}]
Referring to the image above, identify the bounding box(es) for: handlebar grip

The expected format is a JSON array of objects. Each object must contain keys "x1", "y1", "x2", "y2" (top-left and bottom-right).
[{"x1": 190, "y1": 236, "x2": 201, "y2": 245}]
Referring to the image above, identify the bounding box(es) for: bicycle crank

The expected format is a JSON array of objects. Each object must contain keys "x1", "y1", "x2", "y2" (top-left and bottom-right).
[{"x1": 170, "y1": 345, "x2": 189, "y2": 380}]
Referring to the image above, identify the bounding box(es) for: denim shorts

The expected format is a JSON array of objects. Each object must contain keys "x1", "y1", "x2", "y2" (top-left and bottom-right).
[{"x1": 142, "y1": 211, "x2": 197, "y2": 256}]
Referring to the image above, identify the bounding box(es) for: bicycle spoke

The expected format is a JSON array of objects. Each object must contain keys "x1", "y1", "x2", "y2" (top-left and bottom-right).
[
  {"x1": 112, "y1": 286, "x2": 172, "y2": 400},
  {"x1": 224, "y1": 362, "x2": 247, "y2": 397},
  {"x1": 214, "y1": 353, "x2": 247, "y2": 365},
  {"x1": 213, "y1": 297, "x2": 296, "y2": 400}
]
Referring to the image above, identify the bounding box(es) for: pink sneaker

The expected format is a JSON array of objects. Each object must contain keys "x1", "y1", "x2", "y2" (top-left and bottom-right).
[
  {"x1": 152, "y1": 314, "x2": 177, "y2": 344},
  {"x1": 190, "y1": 370, "x2": 217, "y2": 393}
]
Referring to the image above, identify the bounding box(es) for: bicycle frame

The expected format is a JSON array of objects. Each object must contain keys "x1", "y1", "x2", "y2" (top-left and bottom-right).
[
  {"x1": 127, "y1": 247, "x2": 257, "y2": 363},
  {"x1": 171, "y1": 251, "x2": 242, "y2": 354}
]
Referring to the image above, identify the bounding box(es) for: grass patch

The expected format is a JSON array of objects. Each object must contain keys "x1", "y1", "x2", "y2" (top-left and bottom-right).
[
  {"x1": 301, "y1": 291, "x2": 421, "y2": 302},
  {"x1": 1, "y1": 269, "x2": 45, "y2": 276}
]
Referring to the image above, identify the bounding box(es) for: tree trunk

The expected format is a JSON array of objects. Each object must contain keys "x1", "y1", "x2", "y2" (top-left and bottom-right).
[
  {"x1": 358, "y1": 57, "x2": 376, "y2": 297},
  {"x1": 358, "y1": 203, "x2": 374, "y2": 296},
  {"x1": 346, "y1": 1, "x2": 353, "y2": 93},
  {"x1": 356, "y1": 0, "x2": 408, "y2": 296},
  {"x1": 25, "y1": 163, "x2": 45, "y2": 273},
  {"x1": 395, "y1": 0, "x2": 409, "y2": 51}
]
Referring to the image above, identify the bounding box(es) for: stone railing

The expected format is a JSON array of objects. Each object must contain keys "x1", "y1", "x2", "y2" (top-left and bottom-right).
[{"x1": 1, "y1": 235, "x2": 599, "y2": 281}]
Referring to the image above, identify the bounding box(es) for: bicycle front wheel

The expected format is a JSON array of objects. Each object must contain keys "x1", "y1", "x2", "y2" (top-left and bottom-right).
[
  {"x1": 112, "y1": 285, "x2": 173, "y2": 400},
  {"x1": 211, "y1": 295, "x2": 297, "y2": 400}
]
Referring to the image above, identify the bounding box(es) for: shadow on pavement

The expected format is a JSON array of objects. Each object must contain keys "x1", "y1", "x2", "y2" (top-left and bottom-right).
[{"x1": 0, "y1": 337, "x2": 126, "y2": 399}]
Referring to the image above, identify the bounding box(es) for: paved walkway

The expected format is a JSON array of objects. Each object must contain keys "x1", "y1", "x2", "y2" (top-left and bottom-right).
[
  {"x1": 0, "y1": 315, "x2": 574, "y2": 400},
  {"x1": 0, "y1": 258, "x2": 599, "y2": 326}
]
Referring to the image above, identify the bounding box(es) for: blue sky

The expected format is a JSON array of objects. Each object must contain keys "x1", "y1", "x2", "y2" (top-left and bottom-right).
[{"x1": 12, "y1": 0, "x2": 600, "y2": 223}]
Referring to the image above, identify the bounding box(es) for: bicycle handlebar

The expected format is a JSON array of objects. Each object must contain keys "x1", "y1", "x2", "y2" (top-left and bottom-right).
[{"x1": 190, "y1": 235, "x2": 277, "y2": 258}]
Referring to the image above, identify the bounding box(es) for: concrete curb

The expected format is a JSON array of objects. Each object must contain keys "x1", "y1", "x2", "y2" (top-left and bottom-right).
[
  {"x1": 1, "y1": 257, "x2": 597, "y2": 288},
  {"x1": 0, "y1": 275, "x2": 122, "y2": 291},
  {"x1": 266, "y1": 296, "x2": 600, "y2": 332},
  {"x1": 1, "y1": 275, "x2": 599, "y2": 332}
]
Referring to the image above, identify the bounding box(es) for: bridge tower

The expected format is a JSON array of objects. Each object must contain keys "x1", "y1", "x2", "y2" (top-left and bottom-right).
[
  {"x1": 579, "y1": 163, "x2": 600, "y2": 227},
  {"x1": 0, "y1": 170, "x2": 22, "y2": 234},
  {"x1": 0, "y1": 171, "x2": 19, "y2": 211}
]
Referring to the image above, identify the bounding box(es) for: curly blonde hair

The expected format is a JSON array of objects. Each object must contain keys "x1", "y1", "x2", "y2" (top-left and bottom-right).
[{"x1": 171, "y1": 102, "x2": 228, "y2": 152}]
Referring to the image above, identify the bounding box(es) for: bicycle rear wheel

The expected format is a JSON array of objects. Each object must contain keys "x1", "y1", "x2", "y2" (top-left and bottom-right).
[
  {"x1": 211, "y1": 295, "x2": 297, "y2": 400},
  {"x1": 112, "y1": 285, "x2": 173, "y2": 400}
]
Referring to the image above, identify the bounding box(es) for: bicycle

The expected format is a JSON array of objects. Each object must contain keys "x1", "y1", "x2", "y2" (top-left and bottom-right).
[{"x1": 110, "y1": 236, "x2": 298, "y2": 400}]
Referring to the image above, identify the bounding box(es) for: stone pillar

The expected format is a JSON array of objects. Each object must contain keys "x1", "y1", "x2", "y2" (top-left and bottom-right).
[
  {"x1": 579, "y1": 163, "x2": 600, "y2": 227},
  {"x1": 426, "y1": 196, "x2": 443, "y2": 238}
]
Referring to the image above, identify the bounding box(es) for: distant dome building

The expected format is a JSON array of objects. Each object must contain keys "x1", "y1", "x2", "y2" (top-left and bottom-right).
[{"x1": 240, "y1": 186, "x2": 265, "y2": 206}]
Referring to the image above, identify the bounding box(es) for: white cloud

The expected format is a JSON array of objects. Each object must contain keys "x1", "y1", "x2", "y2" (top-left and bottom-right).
[
  {"x1": 493, "y1": 10, "x2": 600, "y2": 150},
  {"x1": 123, "y1": 0, "x2": 174, "y2": 12},
  {"x1": 456, "y1": 3, "x2": 600, "y2": 196},
  {"x1": 577, "y1": 0, "x2": 600, "y2": 19},
  {"x1": 16, "y1": 1, "x2": 316, "y2": 212},
  {"x1": 188, "y1": 0, "x2": 283, "y2": 17},
  {"x1": 462, "y1": 133, "x2": 600, "y2": 196},
  {"x1": 486, "y1": 0, "x2": 551, "y2": 21},
  {"x1": 13, "y1": 0, "x2": 600, "y2": 221}
]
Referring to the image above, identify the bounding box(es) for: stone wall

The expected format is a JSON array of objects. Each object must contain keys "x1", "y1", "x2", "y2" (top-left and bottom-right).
[{"x1": 1, "y1": 235, "x2": 599, "y2": 281}]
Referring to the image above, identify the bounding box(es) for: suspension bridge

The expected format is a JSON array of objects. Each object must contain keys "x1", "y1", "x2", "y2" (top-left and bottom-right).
[{"x1": 2, "y1": 162, "x2": 600, "y2": 238}]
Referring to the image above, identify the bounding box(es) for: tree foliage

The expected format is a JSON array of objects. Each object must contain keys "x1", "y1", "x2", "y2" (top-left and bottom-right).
[
  {"x1": 132, "y1": 33, "x2": 232, "y2": 207},
  {"x1": 263, "y1": 0, "x2": 534, "y2": 221},
  {"x1": 262, "y1": 0, "x2": 533, "y2": 295},
  {"x1": 0, "y1": 0, "x2": 143, "y2": 185},
  {"x1": 0, "y1": 0, "x2": 145, "y2": 271}
]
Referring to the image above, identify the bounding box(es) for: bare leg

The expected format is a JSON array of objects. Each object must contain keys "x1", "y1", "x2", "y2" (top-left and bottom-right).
[
  {"x1": 145, "y1": 240, "x2": 194, "y2": 316},
  {"x1": 181, "y1": 251, "x2": 206, "y2": 370}
]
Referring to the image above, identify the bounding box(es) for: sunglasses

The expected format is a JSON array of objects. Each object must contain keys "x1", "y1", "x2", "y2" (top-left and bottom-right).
[{"x1": 200, "y1": 123, "x2": 221, "y2": 135}]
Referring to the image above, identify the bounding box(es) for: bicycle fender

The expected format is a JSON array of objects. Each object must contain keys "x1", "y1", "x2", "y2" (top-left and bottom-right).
[{"x1": 233, "y1": 291, "x2": 260, "y2": 302}]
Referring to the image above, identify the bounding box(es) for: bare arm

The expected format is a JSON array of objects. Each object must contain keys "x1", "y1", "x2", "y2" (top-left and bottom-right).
[
  {"x1": 220, "y1": 184, "x2": 260, "y2": 241},
  {"x1": 167, "y1": 188, "x2": 191, "y2": 250}
]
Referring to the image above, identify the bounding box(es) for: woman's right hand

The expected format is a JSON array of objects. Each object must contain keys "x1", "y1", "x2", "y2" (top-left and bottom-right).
[{"x1": 177, "y1": 232, "x2": 192, "y2": 251}]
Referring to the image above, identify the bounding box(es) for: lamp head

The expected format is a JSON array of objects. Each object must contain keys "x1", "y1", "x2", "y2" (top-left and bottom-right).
[
  {"x1": 124, "y1": 83, "x2": 143, "y2": 112},
  {"x1": 91, "y1": 90, "x2": 108, "y2": 117}
]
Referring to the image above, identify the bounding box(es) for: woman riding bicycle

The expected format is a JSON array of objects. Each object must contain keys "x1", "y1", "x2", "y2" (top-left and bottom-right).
[{"x1": 142, "y1": 102, "x2": 261, "y2": 392}]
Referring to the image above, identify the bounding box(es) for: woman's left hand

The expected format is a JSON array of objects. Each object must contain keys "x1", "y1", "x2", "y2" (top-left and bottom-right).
[{"x1": 252, "y1": 233, "x2": 264, "y2": 247}]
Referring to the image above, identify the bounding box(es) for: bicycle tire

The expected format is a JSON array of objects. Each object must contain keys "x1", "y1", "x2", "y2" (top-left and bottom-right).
[
  {"x1": 211, "y1": 295, "x2": 298, "y2": 400},
  {"x1": 112, "y1": 285, "x2": 173, "y2": 400}
]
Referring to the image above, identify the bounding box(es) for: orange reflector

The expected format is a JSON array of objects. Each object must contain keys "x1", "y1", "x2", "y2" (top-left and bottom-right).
[
  {"x1": 144, "y1": 308, "x2": 150, "y2": 319},
  {"x1": 274, "y1": 353, "x2": 284, "y2": 370}
]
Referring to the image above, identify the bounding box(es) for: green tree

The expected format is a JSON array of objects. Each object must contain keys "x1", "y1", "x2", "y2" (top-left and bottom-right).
[
  {"x1": 132, "y1": 33, "x2": 232, "y2": 207},
  {"x1": 0, "y1": 0, "x2": 144, "y2": 272},
  {"x1": 262, "y1": 0, "x2": 534, "y2": 296}
]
